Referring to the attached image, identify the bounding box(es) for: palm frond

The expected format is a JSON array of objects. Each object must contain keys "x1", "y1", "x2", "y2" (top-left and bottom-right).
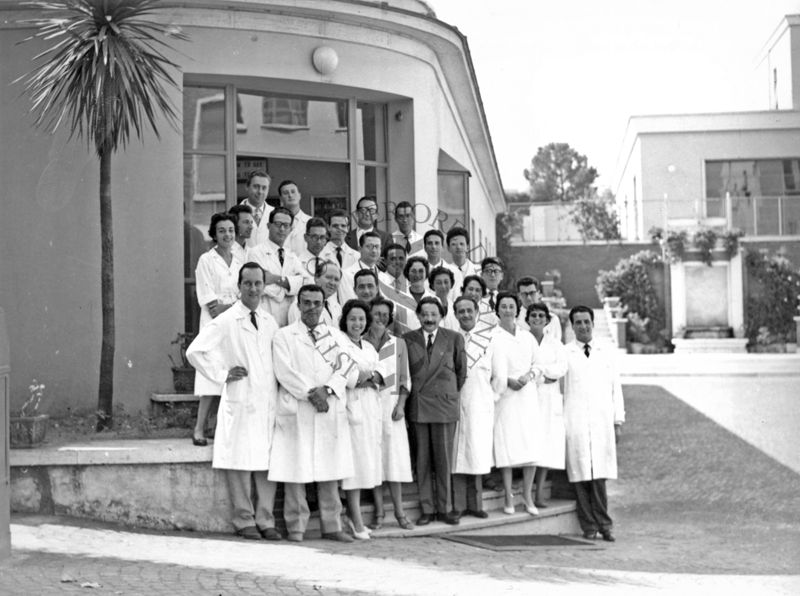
[{"x1": 16, "y1": 0, "x2": 188, "y2": 155}]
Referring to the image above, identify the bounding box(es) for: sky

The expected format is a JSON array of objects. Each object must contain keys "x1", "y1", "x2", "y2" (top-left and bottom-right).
[{"x1": 430, "y1": 0, "x2": 800, "y2": 192}]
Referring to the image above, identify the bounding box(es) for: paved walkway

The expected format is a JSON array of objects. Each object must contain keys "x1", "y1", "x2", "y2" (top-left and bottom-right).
[{"x1": 2, "y1": 357, "x2": 799, "y2": 595}]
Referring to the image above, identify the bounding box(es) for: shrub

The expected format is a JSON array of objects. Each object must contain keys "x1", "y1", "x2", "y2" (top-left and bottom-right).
[{"x1": 744, "y1": 249, "x2": 800, "y2": 345}]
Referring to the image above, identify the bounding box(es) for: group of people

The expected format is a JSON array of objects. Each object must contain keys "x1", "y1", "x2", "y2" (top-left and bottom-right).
[{"x1": 185, "y1": 170, "x2": 626, "y2": 544}]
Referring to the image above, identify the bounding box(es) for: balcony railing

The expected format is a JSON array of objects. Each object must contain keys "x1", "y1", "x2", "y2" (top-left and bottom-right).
[{"x1": 706, "y1": 195, "x2": 800, "y2": 237}]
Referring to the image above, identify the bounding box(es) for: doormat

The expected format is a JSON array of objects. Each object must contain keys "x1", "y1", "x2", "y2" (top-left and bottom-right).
[{"x1": 441, "y1": 534, "x2": 595, "y2": 551}]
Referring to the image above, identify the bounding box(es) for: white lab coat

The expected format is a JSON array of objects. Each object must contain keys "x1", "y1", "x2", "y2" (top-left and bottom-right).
[
  {"x1": 531, "y1": 333, "x2": 568, "y2": 469},
  {"x1": 269, "y1": 321, "x2": 359, "y2": 483},
  {"x1": 193, "y1": 247, "x2": 243, "y2": 395},
  {"x1": 340, "y1": 334, "x2": 386, "y2": 490},
  {"x1": 563, "y1": 339, "x2": 625, "y2": 482},
  {"x1": 492, "y1": 326, "x2": 543, "y2": 468},
  {"x1": 240, "y1": 198, "x2": 273, "y2": 248},
  {"x1": 285, "y1": 209, "x2": 311, "y2": 256},
  {"x1": 245, "y1": 239, "x2": 305, "y2": 327},
  {"x1": 186, "y1": 302, "x2": 279, "y2": 471},
  {"x1": 319, "y1": 241, "x2": 360, "y2": 272},
  {"x1": 453, "y1": 327, "x2": 505, "y2": 475}
]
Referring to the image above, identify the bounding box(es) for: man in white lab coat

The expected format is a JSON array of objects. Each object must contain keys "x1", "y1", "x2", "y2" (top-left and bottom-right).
[
  {"x1": 245, "y1": 207, "x2": 305, "y2": 326},
  {"x1": 564, "y1": 306, "x2": 625, "y2": 542},
  {"x1": 186, "y1": 262, "x2": 281, "y2": 541},
  {"x1": 270, "y1": 284, "x2": 359, "y2": 543},
  {"x1": 239, "y1": 170, "x2": 273, "y2": 248}
]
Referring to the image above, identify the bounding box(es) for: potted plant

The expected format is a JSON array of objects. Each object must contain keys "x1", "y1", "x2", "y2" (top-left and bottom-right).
[
  {"x1": 10, "y1": 379, "x2": 49, "y2": 448},
  {"x1": 721, "y1": 228, "x2": 744, "y2": 259},
  {"x1": 664, "y1": 230, "x2": 687, "y2": 263},
  {"x1": 169, "y1": 332, "x2": 196, "y2": 393},
  {"x1": 692, "y1": 228, "x2": 718, "y2": 266}
]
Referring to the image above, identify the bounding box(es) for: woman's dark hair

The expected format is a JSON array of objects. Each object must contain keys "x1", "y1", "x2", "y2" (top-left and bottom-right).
[
  {"x1": 461, "y1": 274, "x2": 487, "y2": 297},
  {"x1": 494, "y1": 291, "x2": 520, "y2": 316},
  {"x1": 404, "y1": 255, "x2": 430, "y2": 280},
  {"x1": 208, "y1": 212, "x2": 238, "y2": 242},
  {"x1": 369, "y1": 296, "x2": 395, "y2": 325},
  {"x1": 340, "y1": 299, "x2": 373, "y2": 334},
  {"x1": 526, "y1": 302, "x2": 551, "y2": 323}
]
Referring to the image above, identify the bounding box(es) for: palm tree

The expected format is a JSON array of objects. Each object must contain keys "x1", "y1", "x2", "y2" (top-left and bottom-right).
[{"x1": 17, "y1": 0, "x2": 187, "y2": 430}]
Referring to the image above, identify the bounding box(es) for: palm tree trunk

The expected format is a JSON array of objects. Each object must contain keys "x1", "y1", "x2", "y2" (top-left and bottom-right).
[{"x1": 96, "y1": 147, "x2": 115, "y2": 431}]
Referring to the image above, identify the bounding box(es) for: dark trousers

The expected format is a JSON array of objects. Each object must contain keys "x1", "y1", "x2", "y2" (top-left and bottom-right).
[
  {"x1": 573, "y1": 479, "x2": 612, "y2": 533},
  {"x1": 452, "y1": 474, "x2": 483, "y2": 513},
  {"x1": 414, "y1": 421, "x2": 456, "y2": 515}
]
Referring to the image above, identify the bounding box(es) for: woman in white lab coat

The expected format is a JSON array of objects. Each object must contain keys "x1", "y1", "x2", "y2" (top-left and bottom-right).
[{"x1": 192, "y1": 212, "x2": 243, "y2": 446}]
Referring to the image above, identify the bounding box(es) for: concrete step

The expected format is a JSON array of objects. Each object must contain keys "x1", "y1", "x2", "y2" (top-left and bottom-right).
[{"x1": 10, "y1": 438, "x2": 578, "y2": 538}]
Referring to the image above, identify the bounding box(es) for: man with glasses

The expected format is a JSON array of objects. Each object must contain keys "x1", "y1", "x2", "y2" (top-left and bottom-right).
[
  {"x1": 391, "y1": 201, "x2": 424, "y2": 256},
  {"x1": 239, "y1": 170, "x2": 273, "y2": 248},
  {"x1": 480, "y1": 257, "x2": 505, "y2": 311},
  {"x1": 245, "y1": 207, "x2": 305, "y2": 326},
  {"x1": 296, "y1": 217, "x2": 330, "y2": 285},
  {"x1": 320, "y1": 210, "x2": 359, "y2": 271},
  {"x1": 345, "y1": 196, "x2": 391, "y2": 251},
  {"x1": 516, "y1": 276, "x2": 562, "y2": 341}
]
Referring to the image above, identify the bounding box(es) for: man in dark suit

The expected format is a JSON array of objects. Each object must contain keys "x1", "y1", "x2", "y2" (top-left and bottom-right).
[
  {"x1": 404, "y1": 296, "x2": 467, "y2": 526},
  {"x1": 345, "y1": 196, "x2": 392, "y2": 251}
]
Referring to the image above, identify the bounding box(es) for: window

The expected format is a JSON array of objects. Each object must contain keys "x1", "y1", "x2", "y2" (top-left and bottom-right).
[
  {"x1": 261, "y1": 97, "x2": 309, "y2": 128},
  {"x1": 705, "y1": 159, "x2": 800, "y2": 236}
]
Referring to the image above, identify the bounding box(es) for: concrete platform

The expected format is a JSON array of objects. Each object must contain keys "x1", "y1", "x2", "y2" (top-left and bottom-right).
[{"x1": 10, "y1": 438, "x2": 577, "y2": 538}]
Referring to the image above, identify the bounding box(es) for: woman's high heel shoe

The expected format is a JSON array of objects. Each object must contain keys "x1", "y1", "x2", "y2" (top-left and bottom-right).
[{"x1": 347, "y1": 518, "x2": 370, "y2": 540}]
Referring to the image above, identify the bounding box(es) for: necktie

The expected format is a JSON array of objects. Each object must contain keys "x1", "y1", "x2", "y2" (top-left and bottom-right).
[
  {"x1": 584, "y1": 343, "x2": 591, "y2": 358},
  {"x1": 488, "y1": 291, "x2": 495, "y2": 310},
  {"x1": 324, "y1": 300, "x2": 332, "y2": 317},
  {"x1": 249, "y1": 310, "x2": 258, "y2": 330},
  {"x1": 426, "y1": 333, "x2": 433, "y2": 358},
  {"x1": 336, "y1": 246, "x2": 343, "y2": 267},
  {"x1": 314, "y1": 256, "x2": 320, "y2": 276},
  {"x1": 253, "y1": 206, "x2": 262, "y2": 226},
  {"x1": 308, "y1": 327, "x2": 316, "y2": 344},
  {"x1": 278, "y1": 247, "x2": 284, "y2": 267},
  {"x1": 404, "y1": 235, "x2": 411, "y2": 253}
]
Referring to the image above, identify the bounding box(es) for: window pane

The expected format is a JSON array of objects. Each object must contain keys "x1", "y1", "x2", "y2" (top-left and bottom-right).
[
  {"x1": 730, "y1": 196, "x2": 755, "y2": 235},
  {"x1": 183, "y1": 87, "x2": 225, "y2": 151},
  {"x1": 356, "y1": 102, "x2": 386, "y2": 162},
  {"x1": 183, "y1": 154, "x2": 226, "y2": 261},
  {"x1": 783, "y1": 159, "x2": 800, "y2": 195},
  {"x1": 756, "y1": 197, "x2": 780, "y2": 235},
  {"x1": 782, "y1": 197, "x2": 800, "y2": 235},
  {"x1": 438, "y1": 171, "x2": 468, "y2": 230},
  {"x1": 237, "y1": 92, "x2": 348, "y2": 159}
]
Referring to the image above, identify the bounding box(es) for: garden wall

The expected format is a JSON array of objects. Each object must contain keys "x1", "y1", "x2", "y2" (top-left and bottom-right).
[{"x1": 500, "y1": 242, "x2": 655, "y2": 308}]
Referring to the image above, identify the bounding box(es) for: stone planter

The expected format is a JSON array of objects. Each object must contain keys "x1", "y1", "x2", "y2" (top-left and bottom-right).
[
  {"x1": 9, "y1": 414, "x2": 49, "y2": 448},
  {"x1": 171, "y1": 366, "x2": 195, "y2": 394}
]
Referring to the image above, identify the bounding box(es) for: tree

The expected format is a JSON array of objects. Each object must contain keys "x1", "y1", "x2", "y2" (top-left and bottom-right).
[
  {"x1": 570, "y1": 189, "x2": 621, "y2": 241},
  {"x1": 17, "y1": 0, "x2": 187, "y2": 430},
  {"x1": 523, "y1": 142, "x2": 598, "y2": 203}
]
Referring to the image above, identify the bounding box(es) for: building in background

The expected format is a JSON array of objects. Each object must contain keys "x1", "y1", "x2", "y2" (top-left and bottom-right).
[{"x1": 0, "y1": 0, "x2": 503, "y2": 413}]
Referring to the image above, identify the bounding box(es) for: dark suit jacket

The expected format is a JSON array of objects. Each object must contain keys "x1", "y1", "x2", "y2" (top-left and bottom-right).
[
  {"x1": 403, "y1": 327, "x2": 467, "y2": 424},
  {"x1": 345, "y1": 227, "x2": 393, "y2": 252}
]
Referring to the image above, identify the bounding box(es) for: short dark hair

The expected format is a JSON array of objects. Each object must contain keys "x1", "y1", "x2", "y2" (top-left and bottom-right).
[
  {"x1": 404, "y1": 255, "x2": 430, "y2": 280},
  {"x1": 354, "y1": 268, "x2": 379, "y2": 287},
  {"x1": 369, "y1": 296, "x2": 395, "y2": 325},
  {"x1": 238, "y1": 262, "x2": 265, "y2": 285},
  {"x1": 297, "y1": 283, "x2": 324, "y2": 303},
  {"x1": 228, "y1": 204, "x2": 253, "y2": 220},
  {"x1": 416, "y1": 295, "x2": 445, "y2": 316},
  {"x1": 394, "y1": 201, "x2": 414, "y2": 215},
  {"x1": 446, "y1": 226, "x2": 470, "y2": 246},
  {"x1": 359, "y1": 230, "x2": 382, "y2": 248},
  {"x1": 494, "y1": 291, "x2": 520, "y2": 316},
  {"x1": 339, "y1": 299, "x2": 372, "y2": 334},
  {"x1": 357, "y1": 196, "x2": 377, "y2": 210},
  {"x1": 461, "y1": 274, "x2": 487, "y2": 297},
  {"x1": 269, "y1": 206, "x2": 294, "y2": 224},
  {"x1": 327, "y1": 209, "x2": 350, "y2": 225},
  {"x1": 208, "y1": 212, "x2": 238, "y2": 241},
  {"x1": 569, "y1": 305, "x2": 594, "y2": 324},
  {"x1": 382, "y1": 242, "x2": 407, "y2": 259},
  {"x1": 246, "y1": 170, "x2": 271, "y2": 186},
  {"x1": 481, "y1": 256, "x2": 504, "y2": 271},
  {"x1": 305, "y1": 217, "x2": 328, "y2": 234},
  {"x1": 278, "y1": 180, "x2": 298, "y2": 195},
  {"x1": 428, "y1": 265, "x2": 454, "y2": 290},
  {"x1": 526, "y1": 302, "x2": 551, "y2": 323},
  {"x1": 516, "y1": 276, "x2": 541, "y2": 292},
  {"x1": 453, "y1": 295, "x2": 478, "y2": 312},
  {"x1": 423, "y1": 229, "x2": 445, "y2": 245}
]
